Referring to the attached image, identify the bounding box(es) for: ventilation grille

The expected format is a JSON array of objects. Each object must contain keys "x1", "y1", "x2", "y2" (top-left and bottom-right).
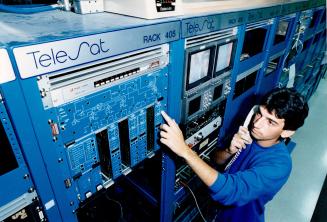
[
  {"x1": 246, "y1": 19, "x2": 273, "y2": 31},
  {"x1": 185, "y1": 27, "x2": 237, "y2": 48},
  {"x1": 48, "y1": 44, "x2": 168, "y2": 89},
  {"x1": 280, "y1": 13, "x2": 296, "y2": 21}
]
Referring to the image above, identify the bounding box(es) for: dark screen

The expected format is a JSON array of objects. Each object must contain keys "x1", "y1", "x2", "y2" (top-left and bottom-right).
[
  {"x1": 213, "y1": 84, "x2": 223, "y2": 101},
  {"x1": 188, "y1": 96, "x2": 201, "y2": 116},
  {"x1": 0, "y1": 120, "x2": 18, "y2": 176}
]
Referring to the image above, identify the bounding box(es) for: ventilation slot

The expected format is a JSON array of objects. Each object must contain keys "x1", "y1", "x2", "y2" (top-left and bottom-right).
[
  {"x1": 186, "y1": 27, "x2": 237, "y2": 48},
  {"x1": 48, "y1": 45, "x2": 168, "y2": 89},
  {"x1": 246, "y1": 19, "x2": 273, "y2": 31}
]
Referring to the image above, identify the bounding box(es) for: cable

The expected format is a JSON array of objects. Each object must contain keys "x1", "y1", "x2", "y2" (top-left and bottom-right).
[
  {"x1": 105, "y1": 194, "x2": 124, "y2": 221},
  {"x1": 224, "y1": 149, "x2": 242, "y2": 171},
  {"x1": 180, "y1": 181, "x2": 208, "y2": 222}
]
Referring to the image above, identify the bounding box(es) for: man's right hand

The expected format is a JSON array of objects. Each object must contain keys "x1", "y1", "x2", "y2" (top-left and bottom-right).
[{"x1": 227, "y1": 126, "x2": 253, "y2": 154}]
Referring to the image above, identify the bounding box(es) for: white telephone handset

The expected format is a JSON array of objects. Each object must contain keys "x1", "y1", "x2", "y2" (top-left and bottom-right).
[{"x1": 225, "y1": 105, "x2": 258, "y2": 170}]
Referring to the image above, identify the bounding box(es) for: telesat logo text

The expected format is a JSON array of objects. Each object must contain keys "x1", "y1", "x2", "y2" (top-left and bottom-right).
[{"x1": 26, "y1": 39, "x2": 110, "y2": 69}]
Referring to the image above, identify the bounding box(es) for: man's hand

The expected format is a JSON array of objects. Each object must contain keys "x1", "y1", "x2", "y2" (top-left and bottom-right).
[
  {"x1": 160, "y1": 111, "x2": 190, "y2": 158},
  {"x1": 160, "y1": 111, "x2": 218, "y2": 186},
  {"x1": 227, "y1": 126, "x2": 253, "y2": 154}
]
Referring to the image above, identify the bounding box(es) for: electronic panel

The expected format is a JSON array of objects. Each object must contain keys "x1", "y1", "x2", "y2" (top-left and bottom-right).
[
  {"x1": 172, "y1": 27, "x2": 237, "y2": 194},
  {"x1": 181, "y1": 28, "x2": 237, "y2": 148},
  {"x1": 45, "y1": 45, "x2": 167, "y2": 184},
  {"x1": 14, "y1": 38, "x2": 170, "y2": 221}
]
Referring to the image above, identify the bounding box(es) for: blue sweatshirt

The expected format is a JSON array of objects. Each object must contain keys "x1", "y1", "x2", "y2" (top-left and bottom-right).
[{"x1": 209, "y1": 141, "x2": 292, "y2": 222}]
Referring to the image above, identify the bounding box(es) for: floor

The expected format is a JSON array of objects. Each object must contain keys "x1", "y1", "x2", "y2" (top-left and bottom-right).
[{"x1": 265, "y1": 77, "x2": 327, "y2": 222}]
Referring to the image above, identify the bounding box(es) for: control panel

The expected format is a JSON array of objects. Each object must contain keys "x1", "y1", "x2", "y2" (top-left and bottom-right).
[{"x1": 16, "y1": 41, "x2": 169, "y2": 219}]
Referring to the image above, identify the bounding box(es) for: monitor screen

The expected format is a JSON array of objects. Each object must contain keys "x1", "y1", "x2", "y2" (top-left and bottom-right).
[
  {"x1": 188, "y1": 96, "x2": 201, "y2": 116},
  {"x1": 189, "y1": 49, "x2": 210, "y2": 84},
  {"x1": 186, "y1": 46, "x2": 215, "y2": 91},
  {"x1": 274, "y1": 20, "x2": 290, "y2": 45},
  {"x1": 215, "y1": 41, "x2": 236, "y2": 77}
]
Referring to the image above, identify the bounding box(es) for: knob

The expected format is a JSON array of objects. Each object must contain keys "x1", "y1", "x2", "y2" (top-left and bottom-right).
[{"x1": 195, "y1": 133, "x2": 203, "y2": 141}]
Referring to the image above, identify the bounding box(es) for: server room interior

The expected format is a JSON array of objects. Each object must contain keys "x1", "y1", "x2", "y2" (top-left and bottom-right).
[{"x1": 0, "y1": 1, "x2": 326, "y2": 222}]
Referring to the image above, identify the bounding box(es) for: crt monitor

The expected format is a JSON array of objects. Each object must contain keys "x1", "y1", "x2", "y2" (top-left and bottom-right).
[
  {"x1": 185, "y1": 46, "x2": 215, "y2": 91},
  {"x1": 214, "y1": 40, "x2": 237, "y2": 77}
]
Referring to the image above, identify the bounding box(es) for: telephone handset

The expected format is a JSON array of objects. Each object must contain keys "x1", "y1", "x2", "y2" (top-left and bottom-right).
[{"x1": 225, "y1": 105, "x2": 258, "y2": 170}]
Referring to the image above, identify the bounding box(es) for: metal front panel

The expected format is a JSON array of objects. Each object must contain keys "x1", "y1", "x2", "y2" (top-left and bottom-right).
[{"x1": 13, "y1": 22, "x2": 180, "y2": 79}]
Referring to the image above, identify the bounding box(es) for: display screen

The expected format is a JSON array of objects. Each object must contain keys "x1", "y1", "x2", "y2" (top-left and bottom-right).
[
  {"x1": 188, "y1": 96, "x2": 201, "y2": 116},
  {"x1": 274, "y1": 20, "x2": 290, "y2": 45},
  {"x1": 189, "y1": 50, "x2": 210, "y2": 84},
  {"x1": 215, "y1": 42, "x2": 234, "y2": 75},
  {"x1": 186, "y1": 46, "x2": 215, "y2": 91}
]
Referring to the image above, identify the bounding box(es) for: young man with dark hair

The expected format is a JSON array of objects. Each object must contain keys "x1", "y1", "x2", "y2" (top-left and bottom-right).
[{"x1": 159, "y1": 88, "x2": 309, "y2": 222}]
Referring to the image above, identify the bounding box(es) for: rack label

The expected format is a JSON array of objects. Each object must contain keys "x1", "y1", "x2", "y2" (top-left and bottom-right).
[{"x1": 13, "y1": 22, "x2": 180, "y2": 79}]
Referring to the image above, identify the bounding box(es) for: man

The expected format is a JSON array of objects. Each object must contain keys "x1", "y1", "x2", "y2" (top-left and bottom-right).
[{"x1": 159, "y1": 88, "x2": 309, "y2": 222}]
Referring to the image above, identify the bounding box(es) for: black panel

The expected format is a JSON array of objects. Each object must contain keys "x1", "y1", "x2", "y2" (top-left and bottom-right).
[
  {"x1": 77, "y1": 190, "x2": 123, "y2": 222},
  {"x1": 96, "y1": 129, "x2": 112, "y2": 178},
  {"x1": 241, "y1": 28, "x2": 267, "y2": 61},
  {"x1": 188, "y1": 96, "x2": 201, "y2": 116},
  {"x1": 118, "y1": 119, "x2": 131, "y2": 166},
  {"x1": 233, "y1": 78, "x2": 245, "y2": 99},
  {"x1": 244, "y1": 71, "x2": 258, "y2": 91},
  {"x1": 0, "y1": 119, "x2": 18, "y2": 176},
  {"x1": 213, "y1": 84, "x2": 223, "y2": 101},
  {"x1": 233, "y1": 71, "x2": 258, "y2": 99},
  {"x1": 146, "y1": 106, "x2": 155, "y2": 152}
]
